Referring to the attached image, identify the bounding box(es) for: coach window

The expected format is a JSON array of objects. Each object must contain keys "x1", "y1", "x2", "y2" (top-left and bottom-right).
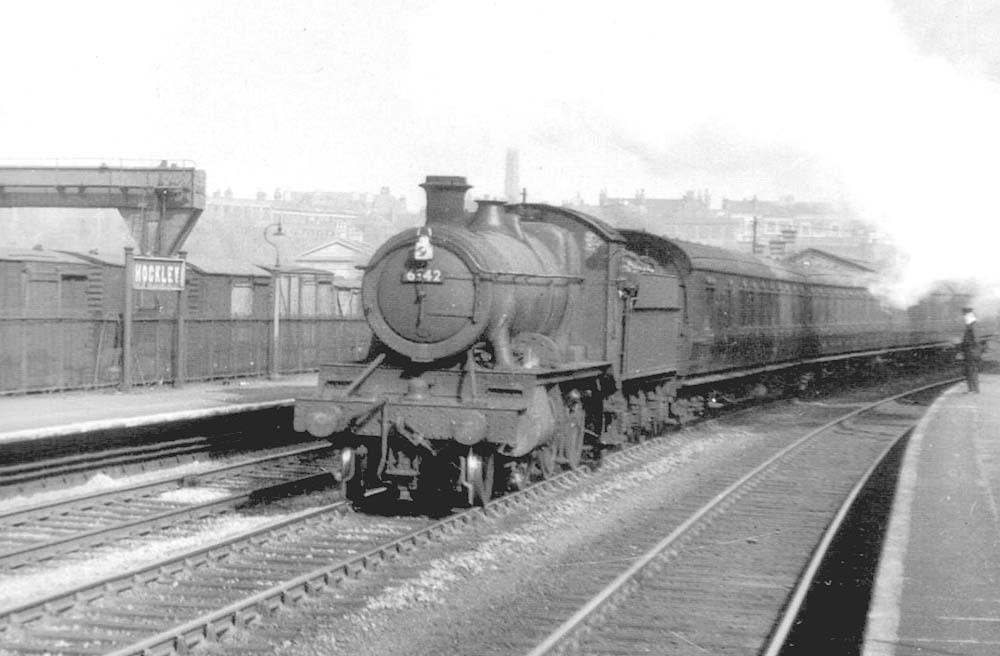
[
  {"x1": 705, "y1": 283, "x2": 716, "y2": 330},
  {"x1": 301, "y1": 278, "x2": 317, "y2": 317},
  {"x1": 337, "y1": 287, "x2": 362, "y2": 317},
  {"x1": 229, "y1": 281, "x2": 253, "y2": 317},
  {"x1": 186, "y1": 277, "x2": 204, "y2": 315},
  {"x1": 230, "y1": 282, "x2": 253, "y2": 317},
  {"x1": 60, "y1": 274, "x2": 89, "y2": 314},
  {"x1": 724, "y1": 285, "x2": 733, "y2": 328},
  {"x1": 336, "y1": 288, "x2": 350, "y2": 316},
  {"x1": 317, "y1": 281, "x2": 335, "y2": 316}
]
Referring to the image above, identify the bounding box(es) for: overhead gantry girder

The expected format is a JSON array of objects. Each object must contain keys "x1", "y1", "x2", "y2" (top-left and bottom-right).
[{"x1": 0, "y1": 163, "x2": 206, "y2": 256}]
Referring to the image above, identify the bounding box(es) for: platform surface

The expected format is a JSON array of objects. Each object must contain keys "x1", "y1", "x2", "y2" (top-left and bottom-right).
[
  {"x1": 0, "y1": 374, "x2": 317, "y2": 444},
  {"x1": 864, "y1": 373, "x2": 1000, "y2": 655}
]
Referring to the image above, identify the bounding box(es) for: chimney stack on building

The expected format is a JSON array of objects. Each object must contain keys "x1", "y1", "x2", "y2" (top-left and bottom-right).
[{"x1": 504, "y1": 149, "x2": 520, "y2": 205}]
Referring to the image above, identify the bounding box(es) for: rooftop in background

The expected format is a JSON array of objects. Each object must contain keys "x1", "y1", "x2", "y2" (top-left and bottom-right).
[
  {"x1": 722, "y1": 197, "x2": 847, "y2": 218},
  {"x1": 565, "y1": 188, "x2": 891, "y2": 265},
  {"x1": 785, "y1": 248, "x2": 880, "y2": 277},
  {"x1": 0, "y1": 245, "x2": 90, "y2": 265},
  {"x1": 296, "y1": 238, "x2": 374, "y2": 279}
]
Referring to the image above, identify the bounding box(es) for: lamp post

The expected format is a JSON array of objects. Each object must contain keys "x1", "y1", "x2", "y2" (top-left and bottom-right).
[{"x1": 264, "y1": 222, "x2": 284, "y2": 378}]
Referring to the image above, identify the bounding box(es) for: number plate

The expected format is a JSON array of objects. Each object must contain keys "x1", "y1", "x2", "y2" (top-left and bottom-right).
[{"x1": 402, "y1": 268, "x2": 444, "y2": 283}]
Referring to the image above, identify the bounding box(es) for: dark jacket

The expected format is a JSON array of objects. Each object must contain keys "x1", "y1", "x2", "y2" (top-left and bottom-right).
[{"x1": 961, "y1": 321, "x2": 980, "y2": 360}]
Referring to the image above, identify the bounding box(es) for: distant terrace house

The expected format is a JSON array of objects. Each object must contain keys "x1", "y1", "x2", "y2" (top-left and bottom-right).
[
  {"x1": 572, "y1": 189, "x2": 740, "y2": 250},
  {"x1": 202, "y1": 186, "x2": 415, "y2": 266},
  {"x1": 202, "y1": 195, "x2": 364, "y2": 266},
  {"x1": 722, "y1": 198, "x2": 893, "y2": 263},
  {"x1": 276, "y1": 186, "x2": 412, "y2": 245}
]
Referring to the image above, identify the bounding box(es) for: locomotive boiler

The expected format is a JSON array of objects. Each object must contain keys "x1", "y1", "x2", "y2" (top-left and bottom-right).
[{"x1": 295, "y1": 174, "x2": 968, "y2": 507}]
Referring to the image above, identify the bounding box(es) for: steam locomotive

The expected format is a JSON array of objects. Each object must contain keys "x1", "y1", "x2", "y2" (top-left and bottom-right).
[{"x1": 294, "y1": 175, "x2": 967, "y2": 505}]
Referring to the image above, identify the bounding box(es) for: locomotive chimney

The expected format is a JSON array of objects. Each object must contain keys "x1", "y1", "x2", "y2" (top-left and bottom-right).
[{"x1": 421, "y1": 175, "x2": 472, "y2": 225}]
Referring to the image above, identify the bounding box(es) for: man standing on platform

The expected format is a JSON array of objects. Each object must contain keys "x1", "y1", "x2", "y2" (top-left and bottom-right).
[{"x1": 960, "y1": 306, "x2": 980, "y2": 393}]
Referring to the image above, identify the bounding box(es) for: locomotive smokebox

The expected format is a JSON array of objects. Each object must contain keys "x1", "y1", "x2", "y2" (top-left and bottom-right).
[{"x1": 421, "y1": 175, "x2": 471, "y2": 225}]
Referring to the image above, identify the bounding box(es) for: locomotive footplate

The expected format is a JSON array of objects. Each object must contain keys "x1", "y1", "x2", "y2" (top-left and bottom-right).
[{"x1": 294, "y1": 360, "x2": 610, "y2": 457}]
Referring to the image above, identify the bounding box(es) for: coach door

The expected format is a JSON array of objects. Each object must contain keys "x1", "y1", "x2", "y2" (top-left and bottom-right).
[{"x1": 621, "y1": 272, "x2": 683, "y2": 378}]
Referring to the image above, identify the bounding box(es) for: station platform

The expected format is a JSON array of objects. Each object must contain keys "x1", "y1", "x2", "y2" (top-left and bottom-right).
[
  {"x1": 0, "y1": 374, "x2": 318, "y2": 446},
  {"x1": 864, "y1": 373, "x2": 1000, "y2": 655}
]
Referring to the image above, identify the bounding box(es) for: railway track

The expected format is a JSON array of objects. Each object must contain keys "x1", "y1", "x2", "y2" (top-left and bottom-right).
[
  {"x1": 0, "y1": 402, "x2": 295, "y2": 497},
  {"x1": 521, "y1": 380, "x2": 952, "y2": 656},
  {"x1": 0, "y1": 443, "x2": 334, "y2": 571},
  {"x1": 0, "y1": 379, "x2": 951, "y2": 655},
  {"x1": 0, "y1": 435, "x2": 223, "y2": 495},
  {"x1": 0, "y1": 467, "x2": 589, "y2": 656}
]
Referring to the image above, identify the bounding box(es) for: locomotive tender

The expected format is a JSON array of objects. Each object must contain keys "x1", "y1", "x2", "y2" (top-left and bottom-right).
[{"x1": 294, "y1": 175, "x2": 965, "y2": 505}]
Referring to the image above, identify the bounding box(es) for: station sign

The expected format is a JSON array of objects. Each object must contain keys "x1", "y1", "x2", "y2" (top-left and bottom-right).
[{"x1": 132, "y1": 256, "x2": 186, "y2": 291}]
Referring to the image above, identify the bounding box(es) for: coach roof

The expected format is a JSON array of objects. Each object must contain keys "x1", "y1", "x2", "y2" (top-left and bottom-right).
[{"x1": 618, "y1": 229, "x2": 804, "y2": 282}]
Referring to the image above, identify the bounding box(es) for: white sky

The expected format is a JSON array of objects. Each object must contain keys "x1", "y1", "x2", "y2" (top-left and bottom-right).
[{"x1": 2, "y1": 0, "x2": 1000, "y2": 305}]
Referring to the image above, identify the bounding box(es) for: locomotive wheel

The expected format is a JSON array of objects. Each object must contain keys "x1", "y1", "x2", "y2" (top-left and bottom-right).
[
  {"x1": 505, "y1": 458, "x2": 532, "y2": 491},
  {"x1": 534, "y1": 444, "x2": 558, "y2": 479},
  {"x1": 465, "y1": 449, "x2": 496, "y2": 506}
]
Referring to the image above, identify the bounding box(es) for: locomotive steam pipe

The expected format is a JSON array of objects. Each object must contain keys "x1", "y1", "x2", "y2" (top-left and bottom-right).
[{"x1": 342, "y1": 352, "x2": 386, "y2": 396}]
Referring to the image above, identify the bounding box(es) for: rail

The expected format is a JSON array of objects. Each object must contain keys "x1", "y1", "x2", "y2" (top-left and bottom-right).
[
  {"x1": 0, "y1": 443, "x2": 333, "y2": 569},
  {"x1": 0, "y1": 460, "x2": 593, "y2": 654},
  {"x1": 525, "y1": 378, "x2": 958, "y2": 655}
]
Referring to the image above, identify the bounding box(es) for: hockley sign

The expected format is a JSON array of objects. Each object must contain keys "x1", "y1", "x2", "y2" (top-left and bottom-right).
[{"x1": 133, "y1": 256, "x2": 186, "y2": 291}]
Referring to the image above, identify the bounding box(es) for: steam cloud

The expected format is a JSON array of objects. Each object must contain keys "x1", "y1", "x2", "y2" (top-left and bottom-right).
[{"x1": 405, "y1": 0, "x2": 1000, "y2": 312}]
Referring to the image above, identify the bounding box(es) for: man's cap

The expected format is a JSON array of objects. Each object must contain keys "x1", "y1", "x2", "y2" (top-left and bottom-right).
[{"x1": 962, "y1": 307, "x2": 974, "y2": 313}]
